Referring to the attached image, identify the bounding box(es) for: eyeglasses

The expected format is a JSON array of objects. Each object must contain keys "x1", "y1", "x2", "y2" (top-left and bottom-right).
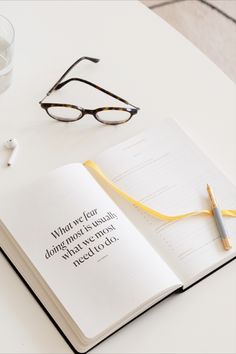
[{"x1": 39, "y1": 56, "x2": 140, "y2": 125}]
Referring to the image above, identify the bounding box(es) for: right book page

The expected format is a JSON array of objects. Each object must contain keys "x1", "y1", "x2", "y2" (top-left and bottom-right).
[{"x1": 92, "y1": 119, "x2": 236, "y2": 289}]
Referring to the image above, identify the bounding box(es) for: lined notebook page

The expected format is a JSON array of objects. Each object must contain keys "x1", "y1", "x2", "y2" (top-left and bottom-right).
[{"x1": 93, "y1": 119, "x2": 236, "y2": 286}]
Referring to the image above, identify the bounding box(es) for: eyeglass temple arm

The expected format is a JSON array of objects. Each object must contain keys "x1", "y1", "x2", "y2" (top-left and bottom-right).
[
  {"x1": 55, "y1": 77, "x2": 139, "y2": 110},
  {"x1": 39, "y1": 57, "x2": 99, "y2": 103}
]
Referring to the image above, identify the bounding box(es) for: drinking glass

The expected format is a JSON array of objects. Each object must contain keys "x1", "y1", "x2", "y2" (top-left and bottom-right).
[{"x1": 0, "y1": 15, "x2": 14, "y2": 94}]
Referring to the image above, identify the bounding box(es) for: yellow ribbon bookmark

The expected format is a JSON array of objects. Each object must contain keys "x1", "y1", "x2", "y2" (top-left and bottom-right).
[{"x1": 84, "y1": 160, "x2": 236, "y2": 222}]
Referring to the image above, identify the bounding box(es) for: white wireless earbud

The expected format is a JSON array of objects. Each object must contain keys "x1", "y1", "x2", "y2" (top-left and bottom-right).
[{"x1": 5, "y1": 138, "x2": 18, "y2": 166}]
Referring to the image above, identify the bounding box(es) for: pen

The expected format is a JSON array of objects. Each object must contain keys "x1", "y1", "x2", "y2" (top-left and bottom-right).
[{"x1": 207, "y1": 184, "x2": 232, "y2": 250}]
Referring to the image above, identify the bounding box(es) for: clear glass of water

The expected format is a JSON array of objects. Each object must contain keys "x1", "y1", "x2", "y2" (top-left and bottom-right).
[{"x1": 0, "y1": 15, "x2": 14, "y2": 94}]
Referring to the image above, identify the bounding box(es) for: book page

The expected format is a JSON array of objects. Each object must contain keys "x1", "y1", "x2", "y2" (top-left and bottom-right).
[
  {"x1": 0, "y1": 163, "x2": 181, "y2": 341},
  {"x1": 93, "y1": 119, "x2": 236, "y2": 287}
]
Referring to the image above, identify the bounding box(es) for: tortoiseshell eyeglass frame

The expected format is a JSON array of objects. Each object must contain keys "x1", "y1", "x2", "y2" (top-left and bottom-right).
[{"x1": 39, "y1": 56, "x2": 140, "y2": 125}]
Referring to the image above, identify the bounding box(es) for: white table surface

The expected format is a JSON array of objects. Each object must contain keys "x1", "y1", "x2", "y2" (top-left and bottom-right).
[{"x1": 0, "y1": 1, "x2": 236, "y2": 353}]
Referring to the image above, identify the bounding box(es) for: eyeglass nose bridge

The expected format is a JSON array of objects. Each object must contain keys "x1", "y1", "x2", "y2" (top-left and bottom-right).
[
  {"x1": 81, "y1": 108, "x2": 97, "y2": 118},
  {"x1": 83, "y1": 108, "x2": 95, "y2": 115}
]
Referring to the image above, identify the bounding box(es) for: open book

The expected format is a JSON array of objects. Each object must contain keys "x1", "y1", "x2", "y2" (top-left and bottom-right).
[{"x1": 1, "y1": 119, "x2": 235, "y2": 353}]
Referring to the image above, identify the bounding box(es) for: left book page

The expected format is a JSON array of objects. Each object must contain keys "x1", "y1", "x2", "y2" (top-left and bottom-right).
[{"x1": 0, "y1": 163, "x2": 181, "y2": 351}]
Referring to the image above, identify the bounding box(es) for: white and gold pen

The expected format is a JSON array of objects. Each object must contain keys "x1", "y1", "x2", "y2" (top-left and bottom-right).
[{"x1": 207, "y1": 184, "x2": 232, "y2": 250}]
